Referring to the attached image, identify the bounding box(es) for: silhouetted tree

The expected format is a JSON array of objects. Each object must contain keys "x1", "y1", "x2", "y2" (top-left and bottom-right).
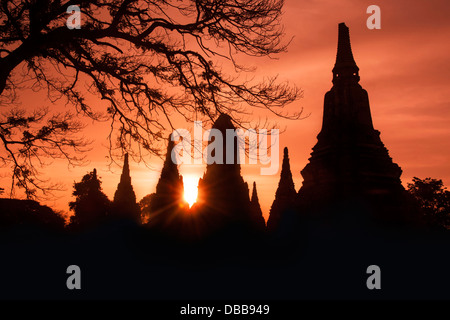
[
  {"x1": 139, "y1": 193, "x2": 156, "y2": 225},
  {"x1": 69, "y1": 168, "x2": 111, "y2": 230},
  {"x1": 407, "y1": 177, "x2": 450, "y2": 230},
  {"x1": 0, "y1": 108, "x2": 88, "y2": 198},
  {"x1": 0, "y1": 198, "x2": 65, "y2": 230},
  {"x1": 0, "y1": 0, "x2": 301, "y2": 198},
  {"x1": 111, "y1": 153, "x2": 141, "y2": 224},
  {"x1": 267, "y1": 147, "x2": 296, "y2": 233}
]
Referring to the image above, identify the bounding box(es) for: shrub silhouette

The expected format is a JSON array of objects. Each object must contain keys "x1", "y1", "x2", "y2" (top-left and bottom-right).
[
  {"x1": 407, "y1": 177, "x2": 450, "y2": 230},
  {"x1": 0, "y1": 198, "x2": 65, "y2": 231}
]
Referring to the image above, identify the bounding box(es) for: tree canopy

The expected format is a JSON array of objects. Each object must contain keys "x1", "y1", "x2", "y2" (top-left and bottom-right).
[
  {"x1": 69, "y1": 168, "x2": 111, "y2": 229},
  {"x1": 407, "y1": 177, "x2": 450, "y2": 230}
]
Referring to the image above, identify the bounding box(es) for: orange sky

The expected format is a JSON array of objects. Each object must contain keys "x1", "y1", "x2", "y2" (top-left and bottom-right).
[{"x1": 2, "y1": 0, "x2": 450, "y2": 221}]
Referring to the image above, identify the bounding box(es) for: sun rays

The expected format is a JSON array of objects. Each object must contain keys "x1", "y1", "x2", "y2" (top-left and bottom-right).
[{"x1": 183, "y1": 175, "x2": 199, "y2": 207}]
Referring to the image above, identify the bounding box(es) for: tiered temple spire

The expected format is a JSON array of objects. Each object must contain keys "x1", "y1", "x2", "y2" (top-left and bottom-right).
[
  {"x1": 145, "y1": 134, "x2": 188, "y2": 230},
  {"x1": 250, "y1": 181, "x2": 266, "y2": 231},
  {"x1": 112, "y1": 153, "x2": 141, "y2": 223},
  {"x1": 267, "y1": 147, "x2": 296, "y2": 232},
  {"x1": 196, "y1": 114, "x2": 259, "y2": 233},
  {"x1": 297, "y1": 23, "x2": 418, "y2": 225},
  {"x1": 332, "y1": 23, "x2": 360, "y2": 84}
]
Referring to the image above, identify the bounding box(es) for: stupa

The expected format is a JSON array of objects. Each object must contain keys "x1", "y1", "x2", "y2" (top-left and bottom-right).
[
  {"x1": 112, "y1": 153, "x2": 141, "y2": 223},
  {"x1": 195, "y1": 114, "x2": 259, "y2": 232},
  {"x1": 297, "y1": 23, "x2": 418, "y2": 225}
]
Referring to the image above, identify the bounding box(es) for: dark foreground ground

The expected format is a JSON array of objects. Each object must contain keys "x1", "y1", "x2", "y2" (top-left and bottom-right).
[{"x1": 1, "y1": 213, "x2": 449, "y2": 301}]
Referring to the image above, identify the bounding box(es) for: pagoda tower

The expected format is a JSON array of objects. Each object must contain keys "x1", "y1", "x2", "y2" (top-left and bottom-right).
[
  {"x1": 146, "y1": 134, "x2": 188, "y2": 229},
  {"x1": 297, "y1": 23, "x2": 418, "y2": 224},
  {"x1": 195, "y1": 114, "x2": 257, "y2": 232},
  {"x1": 112, "y1": 154, "x2": 141, "y2": 223},
  {"x1": 267, "y1": 147, "x2": 297, "y2": 232},
  {"x1": 250, "y1": 182, "x2": 266, "y2": 231}
]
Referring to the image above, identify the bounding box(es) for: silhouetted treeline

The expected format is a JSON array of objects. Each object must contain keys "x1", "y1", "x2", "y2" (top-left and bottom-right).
[{"x1": 0, "y1": 198, "x2": 65, "y2": 231}]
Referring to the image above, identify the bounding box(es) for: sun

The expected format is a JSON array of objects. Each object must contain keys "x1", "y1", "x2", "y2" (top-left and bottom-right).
[{"x1": 183, "y1": 175, "x2": 199, "y2": 207}]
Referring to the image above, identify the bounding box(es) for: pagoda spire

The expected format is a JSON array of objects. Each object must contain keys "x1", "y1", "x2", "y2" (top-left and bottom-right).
[
  {"x1": 122, "y1": 153, "x2": 130, "y2": 179},
  {"x1": 297, "y1": 23, "x2": 420, "y2": 226},
  {"x1": 143, "y1": 134, "x2": 188, "y2": 235},
  {"x1": 152, "y1": 134, "x2": 186, "y2": 210},
  {"x1": 112, "y1": 153, "x2": 141, "y2": 223},
  {"x1": 251, "y1": 182, "x2": 260, "y2": 204},
  {"x1": 267, "y1": 147, "x2": 296, "y2": 232},
  {"x1": 195, "y1": 113, "x2": 256, "y2": 233},
  {"x1": 250, "y1": 181, "x2": 266, "y2": 230},
  {"x1": 332, "y1": 23, "x2": 359, "y2": 84},
  {"x1": 115, "y1": 153, "x2": 131, "y2": 191},
  {"x1": 276, "y1": 147, "x2": 296, "y2": 199}
]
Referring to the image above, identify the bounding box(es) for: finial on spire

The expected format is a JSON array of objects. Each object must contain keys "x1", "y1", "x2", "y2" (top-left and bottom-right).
[
  {"x1": 167, "y1": 133, "x2": 175, "y2": 151},
  {"x1": 122, "y1": 153, "x2": 130, "y2": 176},
  {"x1": 251, "y1": 181, "x2": 258, "y2": 201},
  {"x1": 332, "y1": 23, "x2": 359, "y2": 83}
]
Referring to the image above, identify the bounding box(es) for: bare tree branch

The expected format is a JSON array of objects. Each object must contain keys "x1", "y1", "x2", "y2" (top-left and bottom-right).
[{"x1": 0, "y1": 0, "x2": 302, "y2": 198}]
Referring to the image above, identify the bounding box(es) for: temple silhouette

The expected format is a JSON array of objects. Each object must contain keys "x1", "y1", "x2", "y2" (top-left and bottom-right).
[
  {"x1": 140, "y1": 115, "x2": 265, "y2": 239},
  {"x1": 0, "y1": 23, "x2": 422, "y2": 236},
  {"x1": 111, "y1": 154, "x2": 141, "y2": 223},
  {"x1": 295, "y1": 23, "x2": 419, "y2": 226},
  {"x1": 267, "y1": 147, "x2": 297, "y2": 233},
  {"x1": 143, "y1": 134, "x2": 190, "y2": 237},
  {"x1": 4, "y1": 22, "x2": 448, "y2": 301},
  {"x1": 250, "y1": 181, "x2": 266, "y2": 231},
  {"x1": 139, "y1": 23, "x2": 419, "y2": 234},
  {"x1": 194, "y1": 114, "x2": 265, "y2": 235}
]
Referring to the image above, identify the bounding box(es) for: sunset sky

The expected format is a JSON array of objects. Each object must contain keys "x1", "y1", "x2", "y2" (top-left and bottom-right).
[{"x1": 2, "y1": 0, "x2": 450, "y2": 221}]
